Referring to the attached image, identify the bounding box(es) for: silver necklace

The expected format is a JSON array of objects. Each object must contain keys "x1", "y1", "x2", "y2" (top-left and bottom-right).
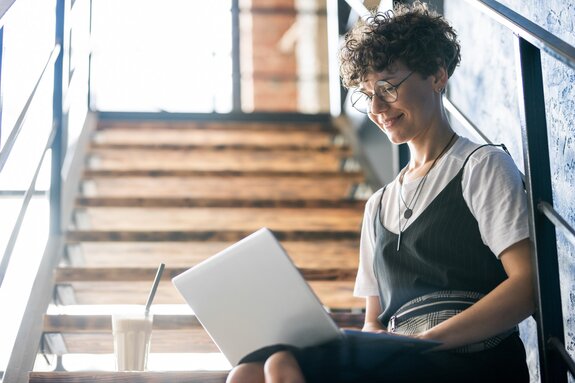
[{"x1": 396, "y1": 133, "x2": 457, "y2": 251}]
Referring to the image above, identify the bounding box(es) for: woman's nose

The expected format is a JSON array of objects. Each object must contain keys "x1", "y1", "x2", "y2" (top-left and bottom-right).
[{"x1": 370, "y1": 96, "x2": 390, "y2": 114}]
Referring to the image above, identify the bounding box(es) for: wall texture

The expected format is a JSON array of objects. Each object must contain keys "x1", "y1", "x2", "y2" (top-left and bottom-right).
[{"x1": 444, "y1": 1, "x2": 575, "y2": 381}]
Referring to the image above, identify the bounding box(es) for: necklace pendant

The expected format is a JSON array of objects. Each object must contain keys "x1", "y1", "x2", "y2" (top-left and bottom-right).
[{"x1": 403, "y1": 208, "x2": 413, "y2": 219}]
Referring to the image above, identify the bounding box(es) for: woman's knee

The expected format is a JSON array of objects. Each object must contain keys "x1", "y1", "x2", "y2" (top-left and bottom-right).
[
  {"x1": 264, "y1": 351, "x2": 306, "y2": 383},
  {"x1": 226, "y1": 362, "x2": 265, "y2": 383}
]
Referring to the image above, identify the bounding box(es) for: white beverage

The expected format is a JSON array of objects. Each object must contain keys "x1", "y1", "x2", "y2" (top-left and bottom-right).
[{"x1": 112, "y1": 312, "x2": 153, "y2": 371}]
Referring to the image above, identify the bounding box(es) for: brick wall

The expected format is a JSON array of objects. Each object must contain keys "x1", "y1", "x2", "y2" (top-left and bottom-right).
[{"x1": 240, "y1": 0, "x2": 329, "y2": 112}]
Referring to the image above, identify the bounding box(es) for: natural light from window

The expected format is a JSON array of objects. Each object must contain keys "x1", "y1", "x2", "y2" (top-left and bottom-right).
[{"x1": 90, "y1": 0, "x2": 233, "y2": 113}]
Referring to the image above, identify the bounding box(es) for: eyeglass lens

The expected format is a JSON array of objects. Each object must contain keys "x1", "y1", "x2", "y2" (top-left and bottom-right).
[
  {"x1": 350, "y1": 71, "x2": 414, "y2": 114},
  {"x1": 351, "y1": 82, "x2": 397, "y2": 114}
]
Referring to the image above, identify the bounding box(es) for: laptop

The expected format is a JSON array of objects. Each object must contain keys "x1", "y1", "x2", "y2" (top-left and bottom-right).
[{"x1": 172, "y1": 228, "x2": 439, "y2": 366}]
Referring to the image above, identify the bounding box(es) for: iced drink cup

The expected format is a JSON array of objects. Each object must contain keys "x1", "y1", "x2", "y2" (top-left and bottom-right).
[{"x1": 112, "y1": 309, "x2": 153, "y2": 371}]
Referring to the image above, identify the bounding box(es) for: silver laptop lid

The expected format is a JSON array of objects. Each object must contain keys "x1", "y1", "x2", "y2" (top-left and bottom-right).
[{"x1": 172, "y1": 228, "x2": 343, "y2": 366}]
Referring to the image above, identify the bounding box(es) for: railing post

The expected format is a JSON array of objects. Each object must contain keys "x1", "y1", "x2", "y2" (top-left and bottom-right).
[
  {"x1": 87, "y1": 0, "x2": 93, "y2": 111},
  {"x1": 0, "y1": 26, "x2": 4, "y2": 143},
  {"x1": 514, "y1": 35, "x2": 567, "y2": 383},
  {"x1": 51, "y1": 0, "x2": 65, "y2": 235},
  {"x1": 231, "y1": 0, "x2": 241, "y2": 112}
]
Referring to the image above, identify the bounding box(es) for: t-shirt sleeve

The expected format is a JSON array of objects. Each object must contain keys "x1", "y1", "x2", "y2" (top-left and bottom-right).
[
  {"x1": 462, "y1": 149, "x2": 530, "y2": 257},
  {"x1": 353, "y1": 190, "x2": 382, "y2": 297}
]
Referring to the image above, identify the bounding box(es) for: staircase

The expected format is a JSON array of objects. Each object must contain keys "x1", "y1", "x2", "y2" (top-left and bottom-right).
[{"x1": 31, "y1": 116, "x2": 368, "y2": 382}]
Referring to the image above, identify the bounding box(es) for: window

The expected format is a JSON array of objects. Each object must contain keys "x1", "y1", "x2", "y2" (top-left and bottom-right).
[{"x1": 90, "y1": 0, "x2": 233, "y2": 112}]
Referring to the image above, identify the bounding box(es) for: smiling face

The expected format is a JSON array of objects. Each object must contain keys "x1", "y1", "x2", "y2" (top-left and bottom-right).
[{"x1": 361, "y1": 62, "x2": 447, "y2": 145}]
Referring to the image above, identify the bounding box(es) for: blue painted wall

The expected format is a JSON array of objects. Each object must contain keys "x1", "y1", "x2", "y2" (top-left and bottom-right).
[{"x1": 444, "y1": 1, "x2": 575, "y2": 381}]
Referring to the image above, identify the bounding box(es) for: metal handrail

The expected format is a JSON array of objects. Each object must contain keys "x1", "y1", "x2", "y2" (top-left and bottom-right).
[
  {"x1": 442, "y1": 96, "x2": 493, "y2": 144},
  {"x1": 345, "y1": 0, "x2": 575, "y2": 70},
  {"x1": 538, "y1": 202, "x2": 575, "y2": 248},
  {"x1": 0, "y1": 0, "x2": 17, "y2": 28},
  {"x1": 344, "y1": 0, "x2": 371, "y2": 21},
  {"x1": 465, "y1": 0, "x2": 575, "y2": 70},
  {"x1": 548, "y1": 337, "x2": 575, "y2": 378},
  {"x1": 447, "y1": 1, "x2": 575, "y2": 380},
  {"x1": 0, "y1": 121, "x2": 58, "y2": 287},
  {"x1": 0, "y1": 44, "x2": 61, "y2": 173},
  {"x1": 343, "y1": 0, "x2": 575, "y2": 70}
]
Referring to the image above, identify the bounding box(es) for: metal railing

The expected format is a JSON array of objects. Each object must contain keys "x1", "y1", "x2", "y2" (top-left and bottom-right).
[
  {"x1": 341, "y1": 0, "x2": 575, "y2": 382},
  {"x1": 0, "y1": 0, "x2": 65, "y2": 377},
  {"x1": 0, "y1": 0, "x2": 92, "y2": 381},
  {"x1": 0, "y1": 44, "x2": 61, "y2": 286}
]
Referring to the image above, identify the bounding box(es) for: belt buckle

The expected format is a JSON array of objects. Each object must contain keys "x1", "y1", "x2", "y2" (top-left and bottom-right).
[{"x1": 389, "y1": 316, "x2": 396, "y2": 332}]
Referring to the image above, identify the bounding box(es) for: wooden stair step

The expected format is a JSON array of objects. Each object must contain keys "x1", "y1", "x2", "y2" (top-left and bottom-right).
[
  {"x1": 55, "y1": 266, "x2": 358, "y2": 282},
  {"x1": 90, "y1": 142, "x2": 349, "y2": 152},
  {"x1": 46, "y1": 330, "x2": 218, "y2": 353},
  {"x1": 65, "y1": 240, "x2": 359, "y2": 268},
  {"x1": 54, "y1": 281, "x2": 364, "y2": 309},
  {"x1": 30, "y1": 371, "x2": 229, "y2": 383},
  {"x1": 86, "y1": 148, "x2": 353, "y2": 173},
  {"x1": 43, "y1": 312, "x2": 365, "y2": 332},
  {"x1": 83, "y1": 169, "x2": 362, "y2": 177},
  {"x1": 80, "y1": 176, "x2": 362, "y2": 200},
  {"x1": 75, "y1": 197, "x2": 365, "y2": 209},
  {"x1": 45, "y1": 313, "x2": 199, "y2": 332},
  {"x1": 70, "y1": 207, "x2": 363, "y2": 232},
  {"x1": 66, "y1": 230, "x2": 360, "y2": 242},
  {"x1": 97, "y1": 120, "x2": 332, "y2": 132},
  {"x1": 92, "y1": 128, "x2": 345, "y2": 150}
]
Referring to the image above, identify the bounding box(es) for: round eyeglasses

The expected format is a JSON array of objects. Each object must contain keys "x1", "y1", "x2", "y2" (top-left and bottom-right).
[{"x1": 350, "y1": 71, "x2": 415, "y2": 114}]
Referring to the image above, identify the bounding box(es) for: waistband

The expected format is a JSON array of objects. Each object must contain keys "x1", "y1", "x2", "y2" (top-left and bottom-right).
[{"x1": 389, "y1": 290, "x2": 518, "y2": 353}]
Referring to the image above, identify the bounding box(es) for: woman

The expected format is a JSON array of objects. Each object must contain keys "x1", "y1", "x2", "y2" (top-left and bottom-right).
[{"x1": 227, "y1": 2, "x2": 534, "y2": 382}]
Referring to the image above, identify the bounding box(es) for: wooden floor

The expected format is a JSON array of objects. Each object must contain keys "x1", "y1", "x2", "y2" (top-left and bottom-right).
[{"x1": 38, "y1": 118, "x2": 368, "y2": 381}]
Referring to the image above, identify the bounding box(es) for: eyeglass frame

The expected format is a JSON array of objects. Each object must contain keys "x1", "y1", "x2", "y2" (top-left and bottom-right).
[{"x1": 350, "y1": 70, "x2": 415, "y2": 114}]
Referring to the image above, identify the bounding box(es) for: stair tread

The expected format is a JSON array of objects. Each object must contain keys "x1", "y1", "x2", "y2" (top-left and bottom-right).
[
  {"x1": 71, "y1": 207, "x2": 363, "y2": 231},
  {"x1": 47, "y1": 330, "x2": 218, "y2": 353},
  {"x1": 97, "y1": 120, "x2": 331, "y2": 131},
  {"x1": 55, "y1": 266, "x2": 358, "y2": 282},
  {"x1": 75, "y1": 197, "x2": 366, "y2": 208},
  {"x1": 92, "y1": 128, "x2": 340, "y2": 148},
  {"x1": 80, "y1": 176, "x2": 361, "y2": 199},
  {"x1": 84, "y1": 169, "x2": 361, "y2": 177},
  {"x1": 43, "y1": 312, "x2": 364, "y2": 331},
  {"x1": 56, "y1": 281, "x2": 363, "y2": 308},
  {"x1": 30, "y1": 371, "x2": 229, "y2": 383},
  {"x1": 66, "y1": 230, "x2": 360, "y2": 242},
  {"x1": 64, "y1": 240, "x2": 359, "y2": 268},
  {"x1": 87, "y1": 148, "x2": 350, "y2": 173}
]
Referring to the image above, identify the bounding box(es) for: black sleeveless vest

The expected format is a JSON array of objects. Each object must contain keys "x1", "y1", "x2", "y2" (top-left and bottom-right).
[{"x1": 373, "y1": 148, "x2": 508, "y2": 327}]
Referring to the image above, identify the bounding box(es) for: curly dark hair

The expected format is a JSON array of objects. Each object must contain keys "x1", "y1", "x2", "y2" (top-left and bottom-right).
[{"x1": 339, "y1": 1, "x2": 461, "y2": 88}]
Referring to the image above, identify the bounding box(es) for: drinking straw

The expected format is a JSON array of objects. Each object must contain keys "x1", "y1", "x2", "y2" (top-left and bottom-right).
[{"x1": 145, "y1": 263, "x2": 165, "y2": 316}]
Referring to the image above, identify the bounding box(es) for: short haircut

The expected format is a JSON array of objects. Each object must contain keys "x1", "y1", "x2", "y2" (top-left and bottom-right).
[{"x1": 339, "y1": 1, "x2": 461, "y2": 88}]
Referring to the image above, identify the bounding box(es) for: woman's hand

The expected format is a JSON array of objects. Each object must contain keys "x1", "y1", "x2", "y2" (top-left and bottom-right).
[{"x1": 419, "y1": 238, "x2": 535, "y2": 350}]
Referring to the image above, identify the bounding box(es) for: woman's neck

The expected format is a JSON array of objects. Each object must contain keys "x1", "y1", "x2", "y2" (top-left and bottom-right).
[{"x1": 404, "y1": 123, "x2": 456, "y2": 180}]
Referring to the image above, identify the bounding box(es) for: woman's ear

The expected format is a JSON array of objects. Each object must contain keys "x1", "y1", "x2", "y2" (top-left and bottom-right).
[{"x1": 432, "y1": 65, "x2": 449, "y2": 93}]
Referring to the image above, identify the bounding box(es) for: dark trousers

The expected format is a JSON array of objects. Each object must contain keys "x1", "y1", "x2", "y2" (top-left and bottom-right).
[{"x1": 291, "y1": 333, "x2": 529, "y2": 383}]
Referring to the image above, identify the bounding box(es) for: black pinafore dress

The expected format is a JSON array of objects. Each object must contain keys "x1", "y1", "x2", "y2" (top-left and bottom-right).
[
  {"x1": 293, "y1": 147, "x2": 530, "y2": 382},
  {"x1": 373, "y1": 146, "x2": 509, "y2": 333}
]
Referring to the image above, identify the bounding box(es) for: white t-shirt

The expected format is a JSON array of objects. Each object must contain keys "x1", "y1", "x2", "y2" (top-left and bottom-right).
[{"x1": 354, "y1": 137, "x2": 530, "y2": 297}]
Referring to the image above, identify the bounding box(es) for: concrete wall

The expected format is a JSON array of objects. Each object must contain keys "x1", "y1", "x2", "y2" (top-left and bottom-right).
[{"x1": 444, "y1": 1, "x2": 575, "y2": 381}]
